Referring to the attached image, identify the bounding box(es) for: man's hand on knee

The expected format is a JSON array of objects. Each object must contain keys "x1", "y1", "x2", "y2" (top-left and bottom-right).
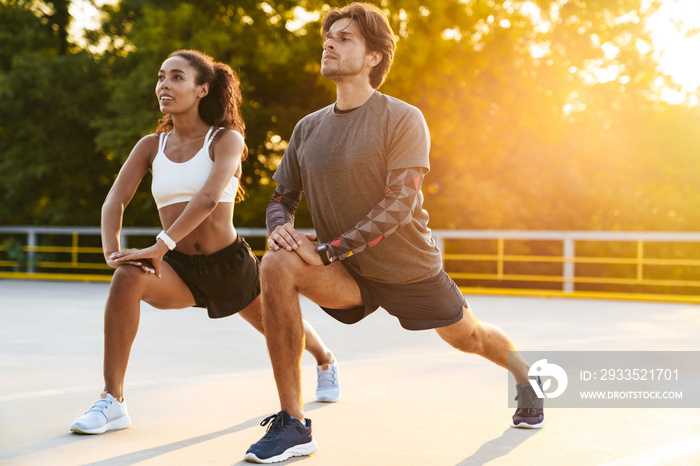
[
  {"x1": 295, "y1": 234, "x2": 323, "y2": 266},
  {"x1": 268, "y1": 224, "x2": 323, "y2": 266},
  {"x1": 268, "y1": 223, "x2": 306, "y2": 252}
]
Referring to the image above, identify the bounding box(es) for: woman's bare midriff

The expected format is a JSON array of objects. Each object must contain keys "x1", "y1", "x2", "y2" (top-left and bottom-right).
[{"x1": 158, "y1": 201, "x2": 237, "y2": 255}]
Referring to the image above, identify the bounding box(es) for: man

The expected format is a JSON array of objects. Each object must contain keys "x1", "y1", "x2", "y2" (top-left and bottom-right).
[{"x1": 244, "y1": 3, "x2": 543, "y2": 463}]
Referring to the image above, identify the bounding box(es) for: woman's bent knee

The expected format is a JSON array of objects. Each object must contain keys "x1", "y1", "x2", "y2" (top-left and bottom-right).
[{"x1": 110, "y1": 264, "x2": 149, "y2": 291}]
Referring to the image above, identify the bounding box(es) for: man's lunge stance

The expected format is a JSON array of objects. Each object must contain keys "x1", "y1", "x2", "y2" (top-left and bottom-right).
[{"x1": 244, "y1": 3, "x2": 543, "y2": 463}]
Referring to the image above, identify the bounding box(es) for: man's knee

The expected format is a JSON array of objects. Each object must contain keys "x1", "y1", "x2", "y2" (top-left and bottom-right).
[
  {"x1": 260, "y1": 250, "x2": 305, "y2": 288},
  {"x1": 437, "y1": 315, "x2": 474, "y2": 338},
  {"x1": 436, "y1": 311, "x2": 482, "y2": 352}
]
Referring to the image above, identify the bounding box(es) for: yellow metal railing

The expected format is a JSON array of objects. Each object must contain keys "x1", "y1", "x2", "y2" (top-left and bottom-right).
[
  {"x1": 3, "y1": 227, "x2": 700, "y2": 303},
  {"x1": 433, "y1": 230, "x2": 700, "y2": 303},
  {"x1": 0, "y1": 227, "x2": 269, "y2": 282}
]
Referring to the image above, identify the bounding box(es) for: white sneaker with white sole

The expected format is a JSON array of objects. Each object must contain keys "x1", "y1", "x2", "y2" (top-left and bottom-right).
[
  {"x1": 70, "y1": 392, "x2": 131, "y2": 434},
  {"x1": 316, "y1": 361, "x2": 341, "y2": 402}
]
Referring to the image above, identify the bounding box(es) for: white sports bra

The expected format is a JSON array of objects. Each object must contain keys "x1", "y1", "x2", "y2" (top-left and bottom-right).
[{"x1": 151, "y1": 127, "x2": 239, "y2": 209}]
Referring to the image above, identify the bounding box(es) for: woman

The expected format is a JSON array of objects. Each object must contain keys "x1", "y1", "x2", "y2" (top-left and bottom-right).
[{"x1": 70, "y1": 50, "x2": 340, "y2": 435}]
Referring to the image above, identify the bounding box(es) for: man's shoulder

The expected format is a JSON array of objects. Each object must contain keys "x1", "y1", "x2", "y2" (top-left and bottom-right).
[
  {"x1": 297, "y1": 103, "x2": 335, "y2": 127},
  {"x1": 372, "y1": 92, "x2": 424, "y2": 119}
]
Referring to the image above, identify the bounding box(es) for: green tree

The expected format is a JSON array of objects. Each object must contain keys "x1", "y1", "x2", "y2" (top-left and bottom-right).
[
  {"x1": 4, "y1": 0, "x2": 699, "y2": 235},
  {"x1": 0, "y1": 0, "x2": 114, "y2": 225},
  {"x1": 378, "y1": 0, "x2": 691, "y2": 231}
]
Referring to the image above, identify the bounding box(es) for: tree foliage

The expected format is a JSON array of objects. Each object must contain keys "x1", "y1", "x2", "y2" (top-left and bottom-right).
[
  {"x1": 0, "y1": 1, "x2": 114, "y2": 225},
  {"x1": 381, "y1": 0, "x2": 700, "y2": 231},
  {"x1": 1, "y1": 0, "x2": 699, "y2": 232}
]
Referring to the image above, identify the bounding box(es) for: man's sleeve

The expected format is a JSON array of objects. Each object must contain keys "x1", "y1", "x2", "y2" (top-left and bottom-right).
[
  {"x1": 272, "y1": 121, "x2": 304, "y2": 191},
  {"x1": 266, "y1": 184, "x2": 303, "y2": 234},
  {"x1": 385, "y1": 105, "x2": 431, "y2": 172},
  {"x1": 322, "y1": 167, "x2": 427, "y2": 262},
  {"x1": 267, "y1": 120, "x2": 306, "y2": 234}
]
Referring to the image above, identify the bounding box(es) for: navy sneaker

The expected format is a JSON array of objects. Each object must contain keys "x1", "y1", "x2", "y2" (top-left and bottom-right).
[
  {"x1": 244, "y1": 410, "x2": 318, "y2": 463},
  {"x1": 511, "y1": 376, "x2": 545, "y2": 429}
]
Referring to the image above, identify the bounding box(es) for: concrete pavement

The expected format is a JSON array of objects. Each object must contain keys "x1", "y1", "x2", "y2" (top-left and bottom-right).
[{"x1": 1, "y1": 279, "x2": 699, "y2": 465}]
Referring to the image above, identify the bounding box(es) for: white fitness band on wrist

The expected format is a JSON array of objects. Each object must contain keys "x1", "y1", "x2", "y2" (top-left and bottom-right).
[{"x1": 156, "y1": 231, "x2": 176, "y2": 250}]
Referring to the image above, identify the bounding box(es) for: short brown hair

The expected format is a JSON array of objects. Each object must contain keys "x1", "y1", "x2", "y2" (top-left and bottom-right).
[{"x1": 322, "y1": 2, "x2": 397, "y2": 89}]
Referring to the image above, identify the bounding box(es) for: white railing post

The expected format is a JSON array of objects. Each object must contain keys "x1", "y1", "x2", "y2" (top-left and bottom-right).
[
  {"x1": 563, "y1": 237, "x2": 575, "y2": 293},
  {"x1": 433, "y1": 231, "x2": 446, "y2": 267},
  {"x1": 27, "y1": 229, "x2": 37, "y2": 274}
]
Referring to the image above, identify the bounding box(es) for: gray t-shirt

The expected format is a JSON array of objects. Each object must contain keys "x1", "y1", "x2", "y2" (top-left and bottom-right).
[{"x1": 274, "y1": 92, "x2": 442, "y2": 284}]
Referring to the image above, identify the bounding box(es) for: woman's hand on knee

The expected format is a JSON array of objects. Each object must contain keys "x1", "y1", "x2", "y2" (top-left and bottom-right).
[{"x1": 109, "y1": 247, "x2": 161, "y2": 275}]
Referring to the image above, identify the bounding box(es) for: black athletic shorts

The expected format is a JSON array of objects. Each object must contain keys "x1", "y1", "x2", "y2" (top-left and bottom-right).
[
  {"x1": 162, "y1": 235, "x2": 261, "y2": 319},
  {"x1": 321, "y1": 266, "x2": 466, "y2": 331}
]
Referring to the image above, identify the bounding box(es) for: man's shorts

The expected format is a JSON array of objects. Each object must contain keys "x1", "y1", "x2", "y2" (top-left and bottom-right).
[
  {"x1": 321, "y1": 266, "x2": 466, "y2": 330},
  {"x1": 163, "y1": 235, "x2": 261, "y2": 319}
]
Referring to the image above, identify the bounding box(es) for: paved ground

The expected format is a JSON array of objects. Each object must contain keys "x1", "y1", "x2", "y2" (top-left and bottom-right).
[{"x1": 1, "y1": 279, "x2": 699, "y2": 465}]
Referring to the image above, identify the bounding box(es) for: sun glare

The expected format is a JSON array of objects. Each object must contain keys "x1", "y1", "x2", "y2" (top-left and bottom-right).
[
  {"x1": 646, "y1": 0, "x2": 700, "y2": 104},
  {"x1": 68, "y1": 0, "x2": 117, "y2": 48},
  {"x1": 67, "y1": 0, "x2": 699, "y2": 104}
]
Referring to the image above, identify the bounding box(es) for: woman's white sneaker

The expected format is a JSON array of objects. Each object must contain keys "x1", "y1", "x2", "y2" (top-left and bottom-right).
[
  {"x1": 316, "y1": 361, "x2": 341, "y2": 402},
  {"x1": 70, "y1": 393, "x2": 131, "y2": 434}
]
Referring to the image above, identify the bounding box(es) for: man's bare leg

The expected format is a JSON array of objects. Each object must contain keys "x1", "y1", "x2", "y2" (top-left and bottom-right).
[
  {"x1": 259, "y1": 246, "x2": 362, "y2": 421},
  {"x1": 238, "y1": 297, "x2": 334, "y2": 366},
  {"x1": 436, "y1": 308, "x2": 544, "y2": 428},
  {"x1": 435, "y1": 307, "x2": 530, "y2": 384},
  {"x1": 260, "y1": 255, "x2": 305, "y2": 419}
]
